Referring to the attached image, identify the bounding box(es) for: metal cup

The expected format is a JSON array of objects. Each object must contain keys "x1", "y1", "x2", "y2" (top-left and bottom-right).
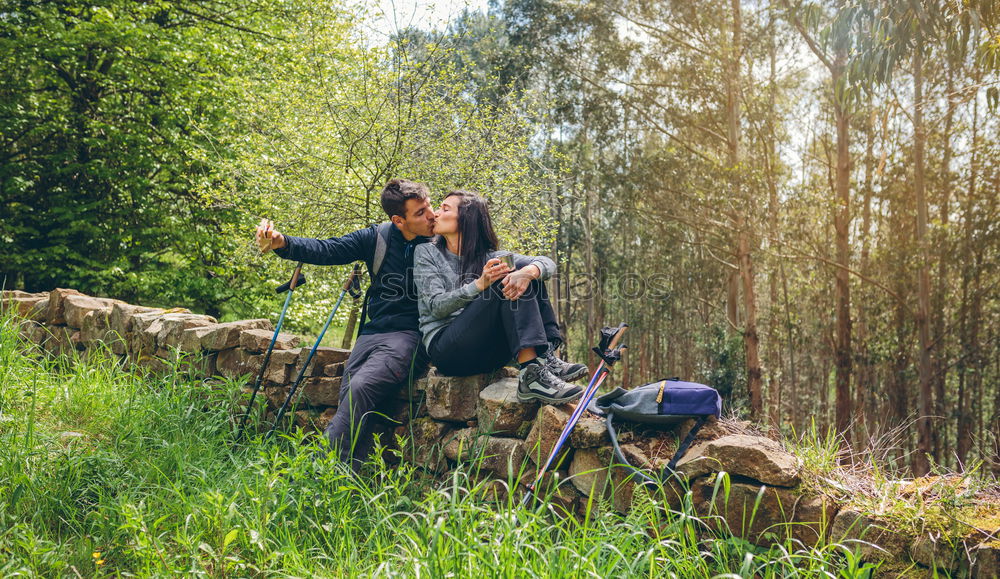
[{"x1": 495, "y1": 251, "x2": 515, "y2": 270}]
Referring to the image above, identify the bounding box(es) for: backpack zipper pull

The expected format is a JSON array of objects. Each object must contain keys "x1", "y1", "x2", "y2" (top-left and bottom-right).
[{"x1": 655, "y1": 380, "x2": 667, "y2": 404}]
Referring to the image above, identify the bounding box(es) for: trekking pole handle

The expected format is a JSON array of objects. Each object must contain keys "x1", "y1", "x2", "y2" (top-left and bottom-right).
[
  {"x1": 275, "y1": 263, "x2": 306, "y2": 294},
  {"x1": 342, "y1": 263, "x2": 362, "y2": 292},
  {"x1": 607, "y1": 325, "x2": 627, "y2": 351}
]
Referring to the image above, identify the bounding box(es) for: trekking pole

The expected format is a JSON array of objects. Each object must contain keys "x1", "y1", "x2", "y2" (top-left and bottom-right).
[
  {"x1": 522, "y1": 323, "x2": 628, "y2": 507},
  {"x1": 235, "y1": 262, "x2": 307, "y2": 441},
  {"x1": 269, "y1": 263, "x2": 363, "y2": 437}
]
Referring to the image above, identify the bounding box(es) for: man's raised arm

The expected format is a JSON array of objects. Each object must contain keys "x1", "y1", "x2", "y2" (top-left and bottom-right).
[{"x1": 255, "y1": 218, "x2": 376, "y2": 267}]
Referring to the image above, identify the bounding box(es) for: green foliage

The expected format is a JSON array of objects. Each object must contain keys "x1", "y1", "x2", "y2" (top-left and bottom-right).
[
  {"x1": 220, "y1": 2, "x2": 556, "y2": 247},
  {"x1": 0, "y1": 0, "x2": 291, "y2": 314}
]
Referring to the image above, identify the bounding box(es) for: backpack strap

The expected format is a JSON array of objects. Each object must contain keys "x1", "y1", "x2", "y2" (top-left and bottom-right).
[
  {"x1": 605, "y1": 412, "x2": 709, "y2": 486},
  {"x1": 605, "y1": 412, "x2": 659, "y2": 486},
  {"x1": 357, "y1": 223, "x2": 394, "y2": 336},
  {"x1": 664, "y1": 415, "x2": 708, "y2": 473},
  {"x1": 371, "y1": 222, "x2": 393, "y2": 278}
]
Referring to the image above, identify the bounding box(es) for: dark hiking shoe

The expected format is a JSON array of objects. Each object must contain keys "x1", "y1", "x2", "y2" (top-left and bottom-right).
[
  {"x1": 517, "y1": 363, "x2": 583, "y2": 404},
  {"x1": 542, "y1": 349, "x2": 588, "y2": 382}
]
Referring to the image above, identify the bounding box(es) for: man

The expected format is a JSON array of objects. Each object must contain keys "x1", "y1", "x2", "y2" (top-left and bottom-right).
[{"x1": 255, "y1": 179, "x2": 436, "y2": 470}]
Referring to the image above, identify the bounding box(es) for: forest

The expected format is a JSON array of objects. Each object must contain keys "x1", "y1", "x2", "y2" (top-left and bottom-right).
[{"x1": 2, "y1": 0, "x2": 998, "y2": 479}]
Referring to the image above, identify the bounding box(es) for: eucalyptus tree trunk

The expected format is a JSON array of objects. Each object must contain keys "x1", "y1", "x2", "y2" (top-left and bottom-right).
[
  {"x1": 931, "y1": 69, "x2": 956, "y2": 465},
  {"x1": 726, "y1": 0, "x2": 762, "y2": 419},
  {"x1": 913, "y1": 35, "x2": 933, "y2": 476},
  {"x1": 766, "y1": 12, "x2": 782, "y2": 428},
  {"x1": 855, "y1": 106, "x2": 876, "y2": 449},
  {"x1": 832, "y1": 46, "x2": 853, "y2": 445},
  {"x1": 956, "y1": 89, "x2": 980, "y2": 465}
]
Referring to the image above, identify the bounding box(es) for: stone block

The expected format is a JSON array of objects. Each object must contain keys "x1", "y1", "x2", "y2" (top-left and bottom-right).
[
  {"x1": 42, "y1": 325, "x2": 77, "y2": 356},
  {"x1": 216, "y1": 348, "x2": 263, "y2": 380},
  {"x1": 26, "y1": 298, "x2": 50, "y2": 321},
  {"x1": 398, "y1": 416, "x2": 453, "y2": 472},
  {"x1": 156, "y1": 313, "x2": 218, "y2": 351},
  {"x1": 830, "y1": 509, "x2": 910, "y2": 563},
  {"x1": 17, "y1": 320, "x2": 46, "y2": 346},
  {"x1": 477, "y1": 436, "x2": 528, "y2": 479},
  {"x1": 264, "y1": 385, "x2": 297, "y2": 410},
  {"x1": 324, "y1": 362, "x2": 346, "y2": 377},
  {"x1": 443, "y1": 427, "x2": 478, "y2": 461},
  {"x1": 672, "y1": 440, "x2": 719, "y2": 481},
  {"x1": 127, "y1": 310, "x2": 172, "y2": 356},
  {"x1": 0, "y1": 290, "x2": 31, "y2": 299},
  {"x1": 178, "y1": 325, "x2": 216, "y2": 353},
  {"x1": 477, "y1": 377, "x2": 538, "y2": 437},
  {"x1": 538, "y1": 478, "x2": 584, "y2": 515},
  {"x1": 79, "y1": 309, "x2": 112, "y2": 347},
  {"x1": 607, "y1": 444, "x2": 651, "y2": 513},
  {"x1": 524, "y1": 404, "x2": 572, "y2": 467},
  {"x1": 910, "y1": 535, "x2": 967, "y2": 576},
  {"x1": 290, "y1": 346, "x2": 350, "y2": 377},
  {"x1": 443, "y1": 428, "x2": 527, "y2": 479},
  {"x1": 691, "y1": 479, "x2": 838, "y2": 548},
  {"x1": 263, "y1": 347, "x2": 303, "y2": 384},
  {"x1": 109, "y1": 303, "x2": 162, "y2": 337},
  {"x1": 62, "y1": 295, "x2": 121, "y2": 329},
  {"x1": 198, "y1": 319, "x2": 273, "y2": 351},
  {"x1": 180, "y1": 351, "x2": 217, "y2": 377},
  {"x1": 293, "y1": 409, "x2": 326, "y2": 433},
  {"x1": 569, "y1": 448, "x2": 611, "y2": 498},
  {"x1": 692, "y1": 434, "x2": 802, "y2": 487},
  {"x1": 43, "y1": 288, "x2": 84, "y2": 325},
  {"x1": 240, "y1": 328, "x2": 300, "y2": 353},
  {"x1": 70, "y1": 330, "x2": 83, "y2": 350},
  {"x1": 302, "y1": 377, "x2": 341, "y2": 406},
  {"x1": 971, "y1": 542, "x2": 999, "y2": 578},
  {"x1": 314, "y1": 407, "x2": 338, "y2": 432},
  {"x1": 136, "y1": 354, "x2": 172, "y2": 374},
  {"x1": 570, "y1": 414, "x2": 609, "y2": 448},
  {"x1": 263, "y1": 357, "x2": 291, "y2": 385},
  {"x1": 425, "y1": 370, "x2": 494, "y2": 422},
  {"x1": 2, "y1": 294, "x2": 48, "y2": 318}
]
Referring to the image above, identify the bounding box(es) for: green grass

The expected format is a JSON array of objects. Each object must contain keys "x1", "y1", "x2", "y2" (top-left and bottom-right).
[{"x1": 0, "y1": 314, "x2": 877, "y2": 578}]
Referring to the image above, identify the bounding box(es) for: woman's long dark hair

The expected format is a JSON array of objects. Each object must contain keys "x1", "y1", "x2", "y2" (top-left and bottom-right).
[{"x1": 436, "y1": 190, "x2": 500, "y2": 279}]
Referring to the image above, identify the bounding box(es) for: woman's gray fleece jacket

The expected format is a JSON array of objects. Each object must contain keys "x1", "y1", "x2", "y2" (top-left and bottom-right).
[{"x1": 413, "y1": 242, "x2": 556, "y2": 351}]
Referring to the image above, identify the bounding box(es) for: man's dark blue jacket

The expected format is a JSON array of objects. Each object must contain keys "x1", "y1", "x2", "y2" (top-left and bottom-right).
[{"x1": 274, "y1": 225, "x2": 430, "y2": 336}]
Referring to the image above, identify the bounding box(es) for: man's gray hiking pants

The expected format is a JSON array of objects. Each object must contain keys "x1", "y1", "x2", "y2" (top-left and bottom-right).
[{"x1": 324, "y1": 329, "x2": 426, "y2": 471}]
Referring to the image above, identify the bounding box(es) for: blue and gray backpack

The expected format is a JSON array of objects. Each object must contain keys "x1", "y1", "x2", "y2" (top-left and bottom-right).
[{"x1": 593, "y1": 378, "x2": 722, "y2": 485}]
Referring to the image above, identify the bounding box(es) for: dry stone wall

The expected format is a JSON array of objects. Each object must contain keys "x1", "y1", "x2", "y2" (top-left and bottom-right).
[{"x1": 3, "y1": 288, "x2": 997, "y2": 577}]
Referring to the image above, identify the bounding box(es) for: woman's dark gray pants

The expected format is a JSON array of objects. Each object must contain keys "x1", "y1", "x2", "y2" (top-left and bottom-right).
[
  {"x1": 323, "y1": 329, "x2": 425, "y2": 471},
  {"x1": 428, "y1": 280, "x2": 561, "y2": 377}
]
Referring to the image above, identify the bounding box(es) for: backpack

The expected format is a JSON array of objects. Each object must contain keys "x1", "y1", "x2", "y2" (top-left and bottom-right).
[
  {"x1": 594, "y1": 378, "x2": 722, "y2": 485},
  {"x1": 356, "y1": 223, "x2": 394, "y2": 336}
]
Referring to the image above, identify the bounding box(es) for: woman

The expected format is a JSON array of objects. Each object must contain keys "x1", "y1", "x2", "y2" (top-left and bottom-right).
[{"x1": 413, "y1": 190, "x2": 587, "y2": 404}]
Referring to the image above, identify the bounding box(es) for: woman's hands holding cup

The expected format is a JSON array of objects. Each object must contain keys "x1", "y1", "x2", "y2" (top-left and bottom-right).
[
  {"x1": 501, "y1": 264, "x2": 540, "y2": 300},
  {"x1": 475, "y1": 258, "x2": 511, "y2": 291}
]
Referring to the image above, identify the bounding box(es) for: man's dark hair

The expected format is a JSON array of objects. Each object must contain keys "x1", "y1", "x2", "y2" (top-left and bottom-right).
[{"x1": 381, "y1": 179, "x2": 430, "y2": 219}]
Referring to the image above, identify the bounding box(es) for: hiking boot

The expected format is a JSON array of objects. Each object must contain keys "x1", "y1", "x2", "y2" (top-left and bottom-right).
[
  {"x1": 517, "y1": 363, "x2": 583, "y2": 404},
  {"x1": 542, "y1": 348, "x2": 588, "y2": 382}
]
